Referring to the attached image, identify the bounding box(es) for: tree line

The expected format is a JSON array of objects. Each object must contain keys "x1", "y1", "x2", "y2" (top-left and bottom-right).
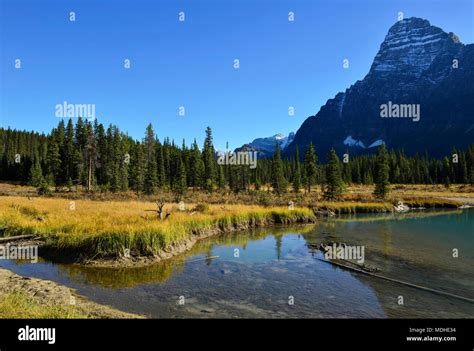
[{"x1": 1, "y1": 118, "x2": 473, "y2": 198}]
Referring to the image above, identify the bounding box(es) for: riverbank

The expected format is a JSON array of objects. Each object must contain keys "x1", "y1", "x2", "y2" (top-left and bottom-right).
[
  {"x1": 3, "y1": 208, "x2": 472, "y2": 318},
  {"x1": 0, "y1": 198, "x2": 319, "y2": 267},
  {"x1": 0, "y1": 194, "x2": 464, "y2": 267},
  {"x1": 0, "y1": 267, "x2": 142, "y2": 318}
]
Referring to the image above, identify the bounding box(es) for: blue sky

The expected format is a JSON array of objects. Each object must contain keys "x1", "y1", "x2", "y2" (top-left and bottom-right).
[{"x1": 1, "y1": 0, "x2": 473, "y2": 150}]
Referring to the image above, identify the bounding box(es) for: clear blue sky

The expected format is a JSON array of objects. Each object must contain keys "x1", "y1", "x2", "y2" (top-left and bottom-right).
[{"x1": 1, "y1": 0, "x2": 473, "y2": 150}]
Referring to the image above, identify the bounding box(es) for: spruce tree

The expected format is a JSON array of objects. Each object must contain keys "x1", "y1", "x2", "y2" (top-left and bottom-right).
[
  {"x1": 84, "y1": 122, "x2": 99, "y2": 192},
  {"x1": 323, "y1": 149, "x2": 343, "y2": 201},
  {"x1": 119, "y1": 140, "x2": 129, "y2": 192},
  {"x1": 144, "y1": 124, "x2": 158, "y2": 194},
  {"x1": 156, "y1": 143, "x2": 166, "y2": 188},
  {"x1": 173, "y1": 156, "x2": 187, "y2": 198},
  {"x1": 218, "y1": 165, "x2": 226, "y2": 189},
  {"x1": 202, "y1": 127, "x2": 216, "y2": 192},
  {"x1": 304, "y1": 142, "x2": 317, "y2": 193},
  {"x1": 271, "y1": 142, "x2": 287, "y2": 195},
  {"x1": 373, "y1": 144, "x2": 390, "y2": 199},
  {"x1": 129, "y1": 142, "x2": 145, "y2": 194},
  {"x1": 292, "y1": 145, "x2": 301, "y2": 193},
  {"x1": 29, "y1": 157, "x2": 43, "y2": 187},
  {"x1": 64, "y1": 119, "x2": 76, "y2": 182},
  {"x1": 95, "y1": 122, "x2": 107, "y2": 185},
  {"x1": 46, "y1": 135, "x2": 62, "y2": 186},
  {"x1": 189, "y1": 139, "x2": 204, "y2": 189}
]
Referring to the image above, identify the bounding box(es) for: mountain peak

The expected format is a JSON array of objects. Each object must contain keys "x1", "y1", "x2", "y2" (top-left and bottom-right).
[
  {"x1": 284, "y1": 17, "x2": 473, "y2": 161},
  {"x1": 368, "y1": 17, "x2": 462, "y2": 80},
  {"x1": 387, "y1": 17, "x2": 431, "y2": 34}
]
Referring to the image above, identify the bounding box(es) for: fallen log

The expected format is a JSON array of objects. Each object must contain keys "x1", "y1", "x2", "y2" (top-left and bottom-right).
[
  {"x1": 0, "y1": 234, "x2": 38, "y2": 243},
  {"x1": 317, "y1": 258, "x2": 474, "y2": 304}
]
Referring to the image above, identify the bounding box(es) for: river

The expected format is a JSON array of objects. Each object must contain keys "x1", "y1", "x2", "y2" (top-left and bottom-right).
[{"x1": 1, "y1": 209, "x2": 473, "y2": 318}]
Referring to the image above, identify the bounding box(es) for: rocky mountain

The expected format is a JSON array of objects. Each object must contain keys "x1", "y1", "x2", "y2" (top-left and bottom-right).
[
  {"x1": 284, "y1": 17, "x2": 474, "y2": 161},
  {"x1": 235, "y1": 132, "x2": 295, "y2": 157}
]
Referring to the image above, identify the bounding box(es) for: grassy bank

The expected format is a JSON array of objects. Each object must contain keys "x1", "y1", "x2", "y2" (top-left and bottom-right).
[
  {"x1": 0, "y1": 195, "x2": 463, "y2": 263},
  {"x1": 0, "y1": 292, "x2": 88, "y2": 319},
  {"x1": 0, "y1": 197, "x2": 318, "y2": 262},
  {"x1": 0, "y1": 267, "x2": 144, "y2": 318},
  {"x1": 315, "y1": 201, "x2": 393, "y2": 214}
]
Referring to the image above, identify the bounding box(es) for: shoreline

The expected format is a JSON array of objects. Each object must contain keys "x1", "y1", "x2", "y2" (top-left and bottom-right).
[
  {"x1": 0, "y1": 206, "x2": 471, "y2": 318},
  {"x1": 0, "y1": 267, "x2": 143, "y2": 318},
  {"x1": 41, "y1": 215, "x2": 319, "y2": 268},
  {"x1": 0, "y1": 194, "x2": 465, "y2": 269}
]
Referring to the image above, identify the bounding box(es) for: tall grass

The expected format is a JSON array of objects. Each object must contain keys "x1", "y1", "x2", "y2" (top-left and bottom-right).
[
  {"x1": 0, "y1": 198, "x2": 317, "y2": 261},
  {"x1": 0, "y1": 196, "x2": 461, "y2": 261},
  {"x1": 0, "y1": 292, "x2": 88, "y2": 318}
]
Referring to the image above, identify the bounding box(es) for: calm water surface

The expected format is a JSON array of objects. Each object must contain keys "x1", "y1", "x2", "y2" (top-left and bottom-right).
[{"x1": 1, "y1": 209, "x2": 473, "y2": 318}]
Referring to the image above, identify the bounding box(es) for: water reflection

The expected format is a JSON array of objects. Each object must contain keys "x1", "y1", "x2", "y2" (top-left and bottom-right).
[{"x1": 1, "y1": 209, "x2": 473, "y2": 318}]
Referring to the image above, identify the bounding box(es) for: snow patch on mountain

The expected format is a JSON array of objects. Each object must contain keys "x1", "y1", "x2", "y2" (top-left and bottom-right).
[
  {"x1": 368, "y1": 139, "x2": 384, "y2": 148},
  {"x1": 280, "y1": 132, "x2": 295, "y2": 149},
  {"x1": 343, "y1": 136, "x2": 366, "y2": 148}
]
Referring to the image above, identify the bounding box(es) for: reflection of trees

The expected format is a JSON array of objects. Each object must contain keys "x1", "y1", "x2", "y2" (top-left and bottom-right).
[
  {"x1": 276, "y1": 235, "x2": 282, "y2": 260},
  {"x1": 378, "y1": 221, "x2": 392, "y2": 260},
  {"x1": 332, "y1": 209, "x2": 462, "y2": 224},
  {"x1": 205, "y1": 247, "x2": 213, "y2": 266},
  {"x1": 57, "y1": 224, "x2": 318, "y2": 289},
  {"x1": 57, "y1": 259, "x2": 181, "y2": 289}
]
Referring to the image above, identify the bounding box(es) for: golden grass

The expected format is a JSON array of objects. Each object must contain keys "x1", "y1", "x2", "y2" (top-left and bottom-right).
[
  {"x1": 0, "y1": 292, "x2": 88, "y2": 319},
  {"x1": 1, "y1": 182, "x2": 472, "y2": 204},
  {"x1": 0, "y1": 187, "x2": 465, "y2": 260},
  {"x1": 347, "y1": 183, "x2": 474, "y2": 198},
  {"x1": 316, "y1": 201, "x2": 393, "y2": 214},
  {"x1": 0, "y1": 197, "x2": 317, "y2": 259}
]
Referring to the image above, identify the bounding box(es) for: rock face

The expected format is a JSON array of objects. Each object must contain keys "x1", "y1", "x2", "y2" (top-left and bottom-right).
[
  {"x1": 284, "y1": 18, "x2": 474, "y2": 161},
  {"x1": 235, "y1": 132, "x2": 295, "y2": 157}
]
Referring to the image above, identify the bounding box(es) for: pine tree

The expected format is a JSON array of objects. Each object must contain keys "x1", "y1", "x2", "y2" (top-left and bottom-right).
[
  {"x1": 74, "y1": 117, "x2": 83, "y2": 142},
  {"x1": 292, "y1": 145, "x2": 301, "y2": 193},
  {"x1": 144, "y1": 124, "x2": 158, "y2": 194},
  {"x1": 29, "y1": 157, "x2": 43, "y2": 187},
  {"x1": 188, "y1": 139, "x2": 203, "y2": 189},
  {"x1": 46, "y1": 135, "x2": 62, "y2": 187},
  {"x1": 271, "y1": 142, "x2": 287, "y2": 195},
  {"x1": 64, "y1": 119, "x2": 76, "y2": 182},
  {"x1": 304, "y1": 142, "x2": 317, "y2": 193},
  {"x1": 156, "y1": 143, "x2": 166, "y2": 188},
  {"x1": 218, "y1": 165, "x2": 226, "y2": 189},
  {"x1": 373, "y1": 144, "x2": 390, "y2": 199},
  {"x1": 324, "y1": 149, "x2": 343, "y2": 201},
  {"x1": 95, "y1": 122, "x2": 107, "y2": 186},
  {"x1": 84, "y1": 122, "x2": 98, "y2": 192},
  {"x1": 202, "y1": 127, "x2": 216, "y2": 192},
  {"x1": 118, "y1": 139, "x2": 129, "y2": 192},
  {"x1": 129, "y1": 142, "x2": 145, "y2": 194},
  {"x1": 173, "y1": 156, "x2": 187, "y2": 198}
]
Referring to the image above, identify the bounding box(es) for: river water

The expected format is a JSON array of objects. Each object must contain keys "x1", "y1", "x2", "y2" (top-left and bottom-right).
[{"x1": 1, "y1": 209, "x2": 473, "y2": 318}]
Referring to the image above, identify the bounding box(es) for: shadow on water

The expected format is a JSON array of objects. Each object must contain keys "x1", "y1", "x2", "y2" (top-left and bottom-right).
[{"x1": 1, "y1": 209, "x2": 473, "y2": 318}]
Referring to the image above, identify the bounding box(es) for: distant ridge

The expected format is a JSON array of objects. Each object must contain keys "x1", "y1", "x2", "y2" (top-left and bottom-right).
[{"x1": 235, "y1": 132, "x2": 295, "y2": 157}]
